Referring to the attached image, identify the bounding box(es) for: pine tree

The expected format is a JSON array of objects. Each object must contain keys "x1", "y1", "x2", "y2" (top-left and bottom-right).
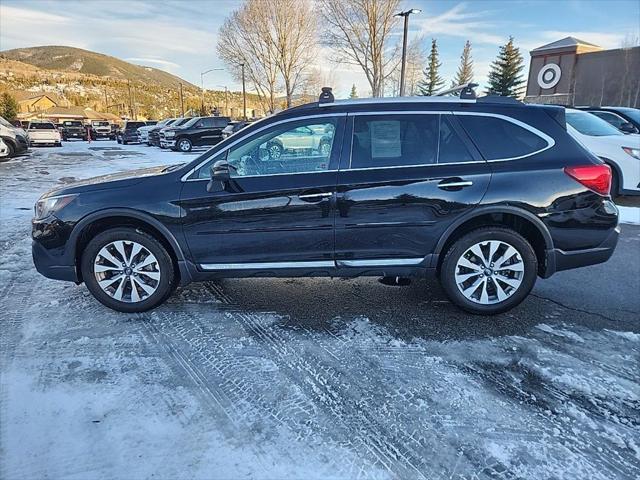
[
  {"x1": 451, "y1": 40, "x2": 474, "y2": 89},
  {"x1": 349, "y1": 84, "x2": 358, "y2": 99},
  {"x1": 486, "y1": 36, "x2": 525, "y2": 97},
  {"x1": 0, "y1": 92, "x2": 19, "y2": 121},
  {"x1": 418, "y1": 39, "x2": 444, "y2": 96}
]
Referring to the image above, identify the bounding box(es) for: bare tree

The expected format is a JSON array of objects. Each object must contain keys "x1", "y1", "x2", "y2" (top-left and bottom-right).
[
  {"x1": 319, "y1": 0, "x2": 401, "y2": 97},
  {"x1": 388, "y1": 37, "x2": 426, "y2": 96},
  {"x1": 217, "y1": 5, "x2": 280, "y2": 114}
]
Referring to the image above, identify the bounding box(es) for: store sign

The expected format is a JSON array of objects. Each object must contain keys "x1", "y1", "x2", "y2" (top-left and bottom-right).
[{"x1": 537, "y1": 63, "x2": 562, "y2": 89}]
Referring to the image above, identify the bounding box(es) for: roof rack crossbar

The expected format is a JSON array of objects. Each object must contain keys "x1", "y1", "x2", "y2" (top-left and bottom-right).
[{"x1": 435, "y1": 82, "x2": 478, "y2": 99}]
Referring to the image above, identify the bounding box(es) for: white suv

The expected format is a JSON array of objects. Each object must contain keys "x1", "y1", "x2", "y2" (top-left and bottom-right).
[{"x1": 27, "y1": 121, "x2": 62, "y2": 147}]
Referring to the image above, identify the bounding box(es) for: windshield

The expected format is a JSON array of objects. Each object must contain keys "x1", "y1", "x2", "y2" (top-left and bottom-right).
[
  {"x1": 566, "y1": 111, "x2": 623, "y2": 137},
  {"x1": 125, "y1": 122, "x2": 146, "y2": 129},
  {"x1": 180, "y1": 118, "x2": 200, "y2": 128},
  {"x1": 612, "y1": 107, "x2": 640, "y2": 124},
  {"x1": 29, "y1": 123, "x2": 55, "y2": 130},
  {"x1": 0, "y1": 117, "x2": 15, "y2": 128},
  {"x1": 173, "y1": 118, "x2": 192, "y2": 127},
  {"x1": 64, "y1": 121, "x2": 82, "y2": 127},
  {"x1": 93, "y1": 121, "x2": 109, "y2": 127}
]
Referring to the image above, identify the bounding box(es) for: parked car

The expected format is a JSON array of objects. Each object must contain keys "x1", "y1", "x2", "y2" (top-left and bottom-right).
[
  {"x1": 148, "y1": 118, "x2": 177, "y2": 147},
  {"x1": 117, "y1": 121, "x2": 147, "y2": 144},
  {"x1": 0, "y1": 137, "x2": 8, "y2": 159},
  {"x1": 576, "y1": 106, "x2": 640, "y2": 134},
  {"x1": 27, "y1": 121, "x2": 62, "y2": 147},
  {"x1": 160, "y1": 116, "x2": 230, "y2": 152},
  {"x1": 565, "y1": 108, "x2": 640, "y2": 197},
  {"x1": 137, "y1": 121, "x2": 161, "y2": 145},
  {"x1": 60, "y1": 120, "x2": 87, "y2": 141},
  {"x1": 90, "y1": 120, "x2": 115, "y2": 140},
  {"x1": 221, "y1": 120, "x2": 252, "y2": 139},
  {"x1": 0, "y1": 116, "x2": 29, "y2": 157},
  {"x1": 32, "y1": 88, "x2": 620, "y2": 314},
  {"x1": 157, "y1": 117, "x2": 192, "y2": 148}
]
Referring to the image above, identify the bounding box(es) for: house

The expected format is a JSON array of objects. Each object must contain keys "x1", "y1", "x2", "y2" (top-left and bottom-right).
[{"x1": 17, "y1": 94, "x2": 58, "y2": 114}]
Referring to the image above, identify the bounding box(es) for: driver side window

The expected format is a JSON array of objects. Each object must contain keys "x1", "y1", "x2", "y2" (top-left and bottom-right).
[{"x1": 197, "y1": 118, "x2": 338, "y2": 179}]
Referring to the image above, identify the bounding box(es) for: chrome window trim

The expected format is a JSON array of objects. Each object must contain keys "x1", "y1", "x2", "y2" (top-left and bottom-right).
[
  {"x1": 337, "y1": 258, "x2": 424, "y2": 267},
  {"x1": 180, "y1": 113, "x2": 347, "y2": 182}
]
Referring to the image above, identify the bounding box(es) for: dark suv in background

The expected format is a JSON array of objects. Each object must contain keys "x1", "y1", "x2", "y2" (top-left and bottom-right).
[
  {"x1": 576, "y1": 106, "x2": 640, "y2": 134},
  {"x1": 160, "y1": 116, "x2": 230, "y2": 152},
  {"x1": 60, "y1": 121, "x2": 87, "y2": 141},
  {"x1": 32, "y1": 87, "x2": 619, "y2": 315},
  {"x1": 117, "y1": 121, "x2": 147, "y2": 144}
]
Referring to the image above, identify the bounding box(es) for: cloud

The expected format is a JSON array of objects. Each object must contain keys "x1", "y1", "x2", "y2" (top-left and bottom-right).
[
  {"x1": 413, "y1": 3, "x2": 507, "y2": 46},
  {"x1": 125, "y1": 58, "x2": 181, "y2": 70}
]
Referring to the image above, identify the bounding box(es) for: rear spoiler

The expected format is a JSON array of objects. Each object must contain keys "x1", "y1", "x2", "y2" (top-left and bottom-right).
[{"x1": 530, "y1": 104, "x2": 566, "y2": 128}]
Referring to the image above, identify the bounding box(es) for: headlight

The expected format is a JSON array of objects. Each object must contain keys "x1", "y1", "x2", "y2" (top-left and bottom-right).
[
  {"x1": 622, "y1": 146, "x2": 640, "y2": 159},
  {"x1": 164, "y1": 131, "x2": 175, "y2": 138},
  {"x1": 34, "y1": 194, "x2": 77, "y2": 220}
]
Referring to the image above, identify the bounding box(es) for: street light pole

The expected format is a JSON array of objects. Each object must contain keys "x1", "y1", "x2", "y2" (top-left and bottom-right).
[
  {"x1": 241, "y1": 63, "x2": 247, "y2": 120},
  {"x1": 395, "y1": 8, "x2": 421, "y2": 97}
]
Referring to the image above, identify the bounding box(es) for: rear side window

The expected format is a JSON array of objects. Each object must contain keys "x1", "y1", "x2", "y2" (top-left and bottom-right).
[
  {"x1": 439, "y1": 115, "x2": 474, "y2": 163},
  {"x1": 457, "y1": 115, "x2": 549, "y2": 160},
  {"x1": 351, "y1": 115, "x2": 439, "y2": 168}
]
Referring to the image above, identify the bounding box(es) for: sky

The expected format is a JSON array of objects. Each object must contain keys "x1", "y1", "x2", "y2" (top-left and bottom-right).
[{"x1": 1, "y1": 0, "x2": 639, "y2": 98}]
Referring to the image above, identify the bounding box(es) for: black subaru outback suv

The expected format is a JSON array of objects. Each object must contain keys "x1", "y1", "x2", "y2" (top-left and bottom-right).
[{"x1": 32, "y1": 87, "x2": 619, "y2": 314}]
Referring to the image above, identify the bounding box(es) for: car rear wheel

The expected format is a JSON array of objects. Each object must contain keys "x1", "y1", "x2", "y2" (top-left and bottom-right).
[
  {"x1": 440, "y1": 227, "x2": 537, "y2": 315},
  {"x1": 267, "y1": 142, "x2": 283, "y2": 160},
  {"x1": 177, "y1": 138, "x2": 192, "y2": 152},
  {"x1": 81, "y1": 228, "x2": 175, "y2": 313}
]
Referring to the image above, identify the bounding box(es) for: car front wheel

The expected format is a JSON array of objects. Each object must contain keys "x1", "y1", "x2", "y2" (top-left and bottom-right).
[
  {"x1": 81, "y1": 228, "x2": 175, "y2": 313},
  {"x1": 440, "y1": 227, "x2": 537, "y2": 315},
  {"x1": 177, "y1": 138, "x2": 192, "y2": 152}
]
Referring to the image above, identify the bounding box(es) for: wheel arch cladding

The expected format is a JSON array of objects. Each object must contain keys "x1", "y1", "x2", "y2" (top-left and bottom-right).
[
  {"x1": 435, "y1": 208, "x2": 551, "y2": 277},
  {"x1": 73, "y1": 211, "x2": 184, "y2": 283}
]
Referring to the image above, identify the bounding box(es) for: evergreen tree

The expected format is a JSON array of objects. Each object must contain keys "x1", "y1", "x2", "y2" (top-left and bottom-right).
[
  {"x1": 349, "y1": 84, "x2": 358, "y2": 98},
  {"x1": 451, "y1": 40, "x2": 474, "y2": 89},
  {"x1": 418, "y1": 39, "x2": 445, "y2": 96},
  {"x1": 0, "y1": 92, "x2": 19, "y2": 121},
  {"x1": 486, "y1": 36, "x2": 525, "y2": 97}
]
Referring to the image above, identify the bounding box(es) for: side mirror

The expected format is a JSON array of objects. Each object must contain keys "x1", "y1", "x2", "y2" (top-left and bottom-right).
[
  {"x1": 620, "y1": 122, "x2": 637, "y2": 134},
  {"x1": 206, "y1": 160, "x2": 235, "y2": 192}
]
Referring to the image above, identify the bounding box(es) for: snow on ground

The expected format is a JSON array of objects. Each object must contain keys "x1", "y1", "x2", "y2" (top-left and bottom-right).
[{"x1": 1, "y1": 141, "x2": 639, "y2": 479}]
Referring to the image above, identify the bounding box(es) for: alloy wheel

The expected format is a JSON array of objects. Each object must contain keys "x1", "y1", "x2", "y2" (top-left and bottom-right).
[
  {"x1": 269, "y1": 144, "x2": 282, "y2": 160},
  {"x1": 179, "y1": 139, "x2": 191, "y2": 152},
  {"x1": 454, "y1": 240, "x2": 524, "y2": 305},
  {"x1": 93, "y1": 240, "x2": 161, "y2": 303}
]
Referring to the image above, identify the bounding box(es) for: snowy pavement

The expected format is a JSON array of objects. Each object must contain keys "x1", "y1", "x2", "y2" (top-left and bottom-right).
[{"x1": 1, "y1": 141, "x2": 639, "y2": 480}]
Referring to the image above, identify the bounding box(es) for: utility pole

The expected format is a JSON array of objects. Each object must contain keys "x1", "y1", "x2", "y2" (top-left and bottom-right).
[
  {"x1": 103, "y1": 87, "x2": 108, "y2": 111},
  {"x1": 201, "y1": 68, "x2": 224, "y2": 115},
  {"x1": 241, "y1": 63, "x2": 247, "y2": 120},
  {"x1": 127, "y1": 80, "x2": 133, "y2": 119},
  {"x1": 395, "y1": 9, "x2": 421, "y2": 96},
  {"x1": 179, "y1": 83, "x2": 185, "y2": 117}
]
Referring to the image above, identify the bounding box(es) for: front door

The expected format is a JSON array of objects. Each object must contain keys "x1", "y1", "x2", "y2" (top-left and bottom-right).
[
  {"x1": 334, "y1": 112, "x2": 491, "y2": 267},
  {"x1": 179, "y1": 115, "x2": 345, "y2": 271}
]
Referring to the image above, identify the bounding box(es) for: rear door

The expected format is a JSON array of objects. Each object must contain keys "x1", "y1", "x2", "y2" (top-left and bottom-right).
[{"x1": 334, "y1": 112, "x2": 491, "y2": 268}]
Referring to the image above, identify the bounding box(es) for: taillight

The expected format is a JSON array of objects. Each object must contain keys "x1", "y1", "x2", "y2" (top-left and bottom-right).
[{"x1": 564, "y1": 164, "x2": 611, "y2": 196}]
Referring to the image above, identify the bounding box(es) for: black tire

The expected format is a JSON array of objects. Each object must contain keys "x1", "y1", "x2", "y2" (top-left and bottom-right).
[
  {"x1": 439, "y1": 227, "x2": 538, "y2": 315},
  {"x1": 116, "y1": 138, "x2": 121, "y2": 144},
  {"x1": 55, "y1": 142, "x2": 62, "y2": 147},
  {"x1": 122, "y1": 140, "x2": 128, "y2": 145},
  {"x1": 81, "y1": 228, "x2": 175, "y2": 313},
  {"x1": 610, "y1": 168, "x2": 620, "y2": 198},
  {"x1": 176, "y1": 138, "x2": 192, "y2": 152},
  {"x1": 5, "y1": 141, "x2": 15, "y2": 158},
  {"x1": 319, "y1": 140, "x2": 332, "y2": 156}
]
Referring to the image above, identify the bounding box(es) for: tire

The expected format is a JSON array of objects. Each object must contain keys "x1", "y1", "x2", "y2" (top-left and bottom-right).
[
  {"x1": 5, "y1": 141, "x2": 15, "y2": 158},
  {"x1": 55, "y1": 142, "x2": 62, "y2": 147},
  {"x1": 177, "y1": 138, "x2": 192, "y2": 152},
  {"x1": 116, "y1": 138, "x2": 121, "y2": 144},
  {"x1": 122, "y1": 140, "x2": 128, "y2": 145},
  {"x1": 319, "y1": 140, "x2": 331, "y2": 156},
  {"x1": 81, "y1": 228, "x2": 175, "y2": 313},
  {"x1": 439, "y1": 227, "x2": 538, "y2": 315},
  {"x1": 610, "y1": 168, "x2": 620, "y2": 198},
  {"x1": 267, "y1": 141, "x2": 283, "y2": 160}
]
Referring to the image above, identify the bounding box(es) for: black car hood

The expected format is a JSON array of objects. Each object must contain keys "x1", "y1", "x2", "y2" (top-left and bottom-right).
[{"x1": 43, "y1": 165, "x2": 172, "y2": 197}]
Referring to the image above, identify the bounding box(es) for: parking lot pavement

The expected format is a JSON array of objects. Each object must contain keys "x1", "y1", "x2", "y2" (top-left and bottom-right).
[{"x1": 1, "y1": 142, "x2": 639, "y2": 479}]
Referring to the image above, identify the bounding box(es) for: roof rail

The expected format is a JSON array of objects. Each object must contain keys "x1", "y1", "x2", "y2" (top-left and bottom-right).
[
  {"x1": 435, "y1": 82, "x2": 478, "y2": 99},
  {"x1": 477, "y1": 95, "x2": 522, "y2": 105}
]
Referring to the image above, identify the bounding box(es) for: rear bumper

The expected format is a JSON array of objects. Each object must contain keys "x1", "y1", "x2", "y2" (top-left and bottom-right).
[{"x1": 542, "y1": 226, "x2": 620, "y2": 277}]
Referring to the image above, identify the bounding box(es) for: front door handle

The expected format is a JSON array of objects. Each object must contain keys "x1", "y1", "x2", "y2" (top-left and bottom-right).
[
  {"x1": 299, "y1": 192, "x2": 333, "y2": 202},
  {"x1": 438, "y1": 178, "x2": 473, "y2": 190}
]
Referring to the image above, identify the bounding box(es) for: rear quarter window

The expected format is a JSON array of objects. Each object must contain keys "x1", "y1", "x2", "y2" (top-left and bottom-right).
[{"x1": 457, "y1": 114, "x2": 550, "y2": 160}]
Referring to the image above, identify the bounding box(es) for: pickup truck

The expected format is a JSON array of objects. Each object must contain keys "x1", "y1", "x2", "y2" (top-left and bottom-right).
[
  {"x1": 27, "y1": 121, "x2": 62, "y2": 147},
  {"x1": 61, "y1": 120, "x2": 87, "y2": 141},
  {"x1": 161, "y1": 116, "x2": 230, "y2": 152}
]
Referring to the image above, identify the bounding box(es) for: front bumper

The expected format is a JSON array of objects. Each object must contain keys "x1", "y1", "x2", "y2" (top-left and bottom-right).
[
  {"x1": 32, "y1": 240, "x2": 79, "y2": 282},
  {"x1": 160, "y1": 138, "x2": 176, "y2": 148},
  {"x1": 542, "y1": 225, "x2": 620, "y2": 277}
]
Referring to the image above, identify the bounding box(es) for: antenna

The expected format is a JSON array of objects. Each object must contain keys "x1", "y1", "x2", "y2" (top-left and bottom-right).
[
  {"x1": 319, "y1": 87, "x2": 334, "y2": 104},
  {"x1": 436, "y1": 82, "x2": 478, "y2": 99}
]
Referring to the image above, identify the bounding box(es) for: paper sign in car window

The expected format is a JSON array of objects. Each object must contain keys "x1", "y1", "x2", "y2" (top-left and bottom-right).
[{"x1": 370, "y1": 121, "x2": 401, "y2": 158}]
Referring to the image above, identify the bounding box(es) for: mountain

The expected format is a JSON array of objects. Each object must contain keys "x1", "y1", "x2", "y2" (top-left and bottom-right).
[{"x1": 0, "y1": 45, "x2": 197, "y2": 89}]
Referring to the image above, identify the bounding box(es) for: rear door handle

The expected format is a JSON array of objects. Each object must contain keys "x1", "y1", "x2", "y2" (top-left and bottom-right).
[
  {"x1": 299, "y1": 192, "x2": 333, "y2": 202},
  {"x1": 438, "y1": 179, "x2": 473, "y2": 190}
]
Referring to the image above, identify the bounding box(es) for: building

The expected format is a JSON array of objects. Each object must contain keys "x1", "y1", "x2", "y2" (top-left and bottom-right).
[
  {"x1": 18, "y1": 106, "x2": 122, "y2": 124},
  {"x1": 17, "y1": 94, "x2": 58, "y2": 114},
  {"x1": 524, "y1": 37, "x2": 640, "y2": 107}
]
